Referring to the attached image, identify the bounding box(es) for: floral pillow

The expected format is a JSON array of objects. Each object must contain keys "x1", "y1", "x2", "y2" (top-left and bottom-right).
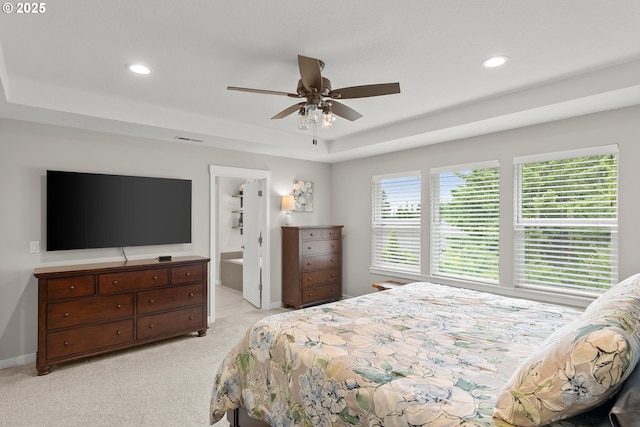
[{"x1": 493, "y1": 274, "x2": 640, "y2": 426}]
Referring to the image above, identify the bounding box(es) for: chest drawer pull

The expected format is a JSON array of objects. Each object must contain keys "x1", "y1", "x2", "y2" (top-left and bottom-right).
[
  {"x1": 189, "y1": 292, "x2": 195, "y2": 297},
  {"x1": 116, "y1": 304, "x2": 122, "y2": 309},
  {"x1": 149, "y1": 324, "x2": 154, "y2": 329},
  {"x1": 116, "y1": 330, "x2": 121, "y2": 335},
  {"x1": 63, "y1": 341, "x2": 69, "y2": 346},
  {"x1": 185, "y1": 272, "x2": 191, "y2": 277},
  {"x1": 153, "y1": 276, "x2": 158, "y2": 280},
  {"x1": 63, "y1": 312, "x2": 69, "y2": 317},
  {"x1": 189, "y1": 316, "x2": 194, "y2": 320},
  {"x1": 149, "y1": 299, "x2": 155, "y2": 303},
  {"x1": 112, "y1": 280, "x2": 118, "y2": 285},
  {"x1": 69, "y1": 285, "x2": 75, "y2": 290}
]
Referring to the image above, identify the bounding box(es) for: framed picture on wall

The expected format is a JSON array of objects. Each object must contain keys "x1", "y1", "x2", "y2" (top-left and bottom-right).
[{"x1": 293, "y1": 180, "x2": 313, "y2": 212}]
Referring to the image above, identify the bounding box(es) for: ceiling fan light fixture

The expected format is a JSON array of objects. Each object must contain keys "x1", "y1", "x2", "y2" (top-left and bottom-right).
[
  {"x1": 127, "y1": 63, "x2": 151, "y2": 75},
  {"x1": 297, "y1": 107, "x2": 308, "y2": 130},
  {"x1": 482, "y1": 55, "x2": 509, "y2": 68},
  {"x1": 321, "y1": 106, "x2": 333, "y2": 129},
  {"x1": 305, "y1": 103, "x2": 318, "y2": 123}
]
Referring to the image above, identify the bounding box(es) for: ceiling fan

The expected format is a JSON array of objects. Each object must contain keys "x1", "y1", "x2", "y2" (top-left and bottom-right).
[{"x1": 227, "y1": 55, "x2": 400, "y2": 143}]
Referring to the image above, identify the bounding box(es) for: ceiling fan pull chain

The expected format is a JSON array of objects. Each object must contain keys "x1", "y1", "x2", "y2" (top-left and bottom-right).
[{"x1": 313, "y1": 122, "x2": 317, "y2": 145}]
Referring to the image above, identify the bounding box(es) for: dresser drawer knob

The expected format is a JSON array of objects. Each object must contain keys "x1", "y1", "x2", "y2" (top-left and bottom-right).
[
  {"x1": 307, "y1": 277, "x2": 311, "y2": 281},
  {"x1": 189, "y1": 316, "x2": 194, "y2": 320},
  {"x1": 149, "y1": 299, "x2": 155, "y2": 304},
  {"x1": 113, "y1": 280, "x2": 118, "y2": 285},
  {"x1": 153, "y1": 276, "x2": 158, "y2": 280},
  {"x1": 63, "y1": 341, "x2": 69, "y2": 346},
  {"x1": 307, "y1": 262, "x2": 311, "y2": 265},
  {"x1": 307, "y1": 246, "x2": 312, "y2": 250},
  {"x1": 308, "y1": 293, "x2": 312, "y2": 297},
  {"x1": 185, "y1": 272, "x2": 191, "y2": 277},
  {"x1": 149, "y1": 324, "x2": 154, "y2": 329},
  {"x1": 189, "y1": 292, "x2": 194, "y2": 297},
  {"x1": 116, "y1": 304, "x2": 122, "y2": 309},
  {"x1": 331, "y1": 273, "x2": 335, "y2": 278},
  {"x1": 63, "y1": 312, "x2": 69, "y2": 317},
  {"x1": 69, "y1": 285, "x2": 75, "y2": 290},
  {"x1": 116, "y1": 330, "x2": 121, "y2": 335}
]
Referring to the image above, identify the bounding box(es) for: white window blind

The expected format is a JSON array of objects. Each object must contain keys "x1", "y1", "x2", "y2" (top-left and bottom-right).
[
  {"x1": 430, "y1": 162, "x2": 500, "y2": 283},
  {"x1": 514, "y1": 146, "x2": 618, "y2": 293},
  {"x1": 371, "y1": 172, "x2": 421, "y2": 273}
]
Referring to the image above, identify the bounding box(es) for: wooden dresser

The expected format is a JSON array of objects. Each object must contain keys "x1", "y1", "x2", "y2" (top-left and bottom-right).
[
  {"x1": 33, "y1": 256, "x2": 209, "y2": 375},
  {"x1": 282, "y1": 226, "x2": 343, "y2": 309}
]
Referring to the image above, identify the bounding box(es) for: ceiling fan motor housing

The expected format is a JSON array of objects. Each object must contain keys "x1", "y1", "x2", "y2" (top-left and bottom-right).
[{"x1": 296, "y1": 77, "x2": 333, "y2": 98}]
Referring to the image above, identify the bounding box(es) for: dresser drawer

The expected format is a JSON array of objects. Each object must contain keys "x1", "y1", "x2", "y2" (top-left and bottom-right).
[
  {"x1": 137, "y1": 306, "x2": 204, "y2": 340},
  {"x1": 98, "y1": 268, "x2": 169, "y2": 293},
  {"x1": 302, "y1": 268, "x2": 340, "y2": 287},
  {"x1": 301, "y1": 254, "x2": 339, "y2": 272},
  {"x1": 301, "y1": 229, "x2": 324, "y2": 240},
  {"x1": 301, "y1": 284, "x2": 341, "y2": 305},
  {"x1": 171, "y1": 264, "x2": 203, "y2": 284},
  {"x1": 47, "y1": 275, "x2": 95, "y2": 300},
  {"x1": 322, "y1": 228, "x2": 341, "y2": 239},
  {"x1": 137, "y1": 283, "x2": 203, "y2": 315},
  {"x1": 47, "y1": 294, "x2": 133, "y2": 330},
  {"x1": 47, "y1": 319, "x2": 133, "y2": 360},
  {"x1": 302, "y1": 239, "x2": 340, "y2": 256}
]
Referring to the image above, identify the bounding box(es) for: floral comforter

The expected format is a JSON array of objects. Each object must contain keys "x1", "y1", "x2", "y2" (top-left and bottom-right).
[{"x1": 210, "y1": 282, "x2": 605, "y2": 426}]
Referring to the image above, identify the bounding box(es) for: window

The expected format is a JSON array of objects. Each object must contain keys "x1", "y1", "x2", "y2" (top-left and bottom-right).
[
  {"x1": 430, "y1": 161, "x2": 500, "y2": 283},
  {"x1": 514, "y1": 145, "x2": 618, "y2": 293},
  {"x1": 371, "y1": 172, "x2": 421, "y2": 274}
]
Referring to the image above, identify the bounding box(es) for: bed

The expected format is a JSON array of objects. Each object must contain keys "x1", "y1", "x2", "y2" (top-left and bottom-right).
[{"x1": 210, "y1": 276, "x2": 640, "y2": 426}]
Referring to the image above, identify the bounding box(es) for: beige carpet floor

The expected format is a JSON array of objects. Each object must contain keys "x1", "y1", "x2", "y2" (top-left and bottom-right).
[{"x1": 0, "y1": 309, "x2": 285, "y2": 427}]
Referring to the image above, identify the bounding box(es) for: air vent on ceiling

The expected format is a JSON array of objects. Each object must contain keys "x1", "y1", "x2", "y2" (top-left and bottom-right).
[{"x1": 174, "y1": 136, "x2": 205, "y2": 143}]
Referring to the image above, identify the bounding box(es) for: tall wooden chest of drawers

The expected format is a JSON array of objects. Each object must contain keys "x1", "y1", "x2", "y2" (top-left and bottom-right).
[
  {"x1": 33, "y1": 256, "x2": 209, "y2": 375},
  {"x1": 282, "y1": 226, "x2": 343, "y2": 309}
]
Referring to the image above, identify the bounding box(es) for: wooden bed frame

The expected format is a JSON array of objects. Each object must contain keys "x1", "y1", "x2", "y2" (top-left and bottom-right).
[{"x1": 227, "y1": 407, "x2": 270, "y2": 427}]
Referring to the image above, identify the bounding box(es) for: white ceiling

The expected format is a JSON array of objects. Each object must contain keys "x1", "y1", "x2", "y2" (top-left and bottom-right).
[{"x1": 1, "y1": 1, "x2": 639, "y2": 163}]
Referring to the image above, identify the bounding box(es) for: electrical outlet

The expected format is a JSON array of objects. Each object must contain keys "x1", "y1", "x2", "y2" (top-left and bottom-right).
[{"x1": 30, "y1": 241, "x2": 40, "y2": 253}]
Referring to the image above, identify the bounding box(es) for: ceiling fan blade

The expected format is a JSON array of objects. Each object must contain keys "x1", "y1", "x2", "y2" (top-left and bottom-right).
[
  {"x1": 227, "y1": 86, "x2": 299, "y2": 98},
  {"x1": 330, "y1": 82, "x2": 400, "y2": 99},
  {"x1": 298, "y1": 55, "x2": 323, "y2": 92},
  {"x1": 271, "y1": 103, "x2": 305, "y2": 119},
  {"x1": 330, "y1": 101, "x2": 363, "y2": 121}
]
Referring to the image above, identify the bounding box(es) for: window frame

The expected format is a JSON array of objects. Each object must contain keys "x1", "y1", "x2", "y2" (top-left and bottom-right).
[
  {"x1": 370, "y1": 171, "x2": 421, "y2": 275},
  {"x1": 513, "y1": 145, "x2": 619, "y2": 295},
  {"x1": 430, "y1": 160, "x2": 501, "y2": 284}
]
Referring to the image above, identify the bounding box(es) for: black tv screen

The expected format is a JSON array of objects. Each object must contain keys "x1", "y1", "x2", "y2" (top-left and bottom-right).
[{"x1": 46, "y1": 170, "x2": 192, "y2": 251}]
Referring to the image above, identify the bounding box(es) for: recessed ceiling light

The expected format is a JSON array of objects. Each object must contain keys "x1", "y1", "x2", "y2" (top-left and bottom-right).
[
  {"x1": 482, "y1": 55, "x2": 509, "y2": 68},
  {"x1": 127, "y1": 64, "x2": 151, "y2": 75}
]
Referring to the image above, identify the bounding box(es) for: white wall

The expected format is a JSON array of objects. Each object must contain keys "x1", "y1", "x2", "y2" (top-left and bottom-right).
[
  {"x1": 0, "y1": 118, "x2": 333, "y2": 367},
  {"x1": 217, "y1": 176, "x2": 245, "y2": 255},
  {"x1": 331, "y1": 106, "x2": 640, "y2": 305}
]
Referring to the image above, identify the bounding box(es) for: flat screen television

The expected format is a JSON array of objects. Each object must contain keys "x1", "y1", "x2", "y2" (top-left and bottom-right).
[{"x1": 46, "y1": 170, "x2": 192, "y2": 251}]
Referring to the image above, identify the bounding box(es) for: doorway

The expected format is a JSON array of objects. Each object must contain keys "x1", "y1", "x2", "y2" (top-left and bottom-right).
[{"x1": 209, "y1": 165, "x2": 271, "y2": 322}]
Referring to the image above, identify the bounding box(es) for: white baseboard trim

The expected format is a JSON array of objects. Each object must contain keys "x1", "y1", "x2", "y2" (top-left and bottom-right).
[
  {"x1": 0, "y1": 353, "x2": 35, "y2": 370},
  {"x1": 268, "y1": 301, "x2": 283, "y2": 310}
]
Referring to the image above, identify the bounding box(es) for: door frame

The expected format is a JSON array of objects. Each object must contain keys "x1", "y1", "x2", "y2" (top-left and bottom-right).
[{"x1": 209, "y1": 165, "x2": 271, "y2": 322}]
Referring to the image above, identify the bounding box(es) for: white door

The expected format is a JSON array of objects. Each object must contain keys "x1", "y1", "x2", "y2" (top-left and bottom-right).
[{"x1": 242, "y1": 179, "x2": 264, "y2": 308}]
